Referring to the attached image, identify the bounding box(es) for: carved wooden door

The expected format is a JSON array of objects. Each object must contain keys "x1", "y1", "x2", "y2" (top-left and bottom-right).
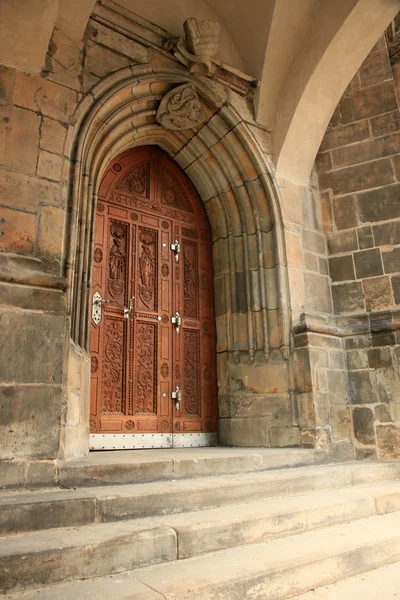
[{"x1": 89, "y1": 146, "x2": 217, "y2": 449}]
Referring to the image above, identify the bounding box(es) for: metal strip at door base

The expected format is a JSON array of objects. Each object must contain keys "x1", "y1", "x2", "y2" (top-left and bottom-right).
[{"x1": 90, "y1": 432, "x2": 218, "y2": 450}]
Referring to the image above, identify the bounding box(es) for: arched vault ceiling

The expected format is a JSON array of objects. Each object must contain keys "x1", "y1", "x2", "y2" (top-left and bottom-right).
[{"x1": 1, "y1": 0, "x2": 399, "y2": 183}]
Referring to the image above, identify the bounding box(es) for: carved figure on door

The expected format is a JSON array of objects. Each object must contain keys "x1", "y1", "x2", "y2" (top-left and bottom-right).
[{"x1": 139, "y1": 244, "x2": 154, "y2": 288}]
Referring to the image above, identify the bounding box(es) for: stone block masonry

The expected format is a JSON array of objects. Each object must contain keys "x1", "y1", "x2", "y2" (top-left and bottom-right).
[{"x1": 316, "y1": 32, "x2": 400, "y2": 460}]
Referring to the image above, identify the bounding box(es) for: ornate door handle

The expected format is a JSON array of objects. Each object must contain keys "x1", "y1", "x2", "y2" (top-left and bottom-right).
[
  {"x1": 171, "y1": 385, "x2": 181, "y2": 410},
  {"x1": 123, "y1": 297, "x2": 135, "y2": 319},
  {"x1": 171, "y1": 311, "x2": 181, "y2": 334},
  {"x1": 92, "y1": 291, "x2": 111, "y2": 325},
  {"x1": 170, "y1": 239, "x2": 180, "y2": 262}
]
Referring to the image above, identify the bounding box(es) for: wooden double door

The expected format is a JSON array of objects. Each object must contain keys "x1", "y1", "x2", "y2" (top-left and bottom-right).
[{"x1": 89, "y1": 146, "x2": 217, "y2": 449}]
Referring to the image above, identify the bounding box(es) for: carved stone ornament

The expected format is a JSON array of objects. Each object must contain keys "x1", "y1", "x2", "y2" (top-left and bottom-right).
[
  {"x1": 167, "y1": 18, "x2": 220, "y2": 76},
  {"x1": 156, "y1": 83, "x2": 205, "y2": 131}
]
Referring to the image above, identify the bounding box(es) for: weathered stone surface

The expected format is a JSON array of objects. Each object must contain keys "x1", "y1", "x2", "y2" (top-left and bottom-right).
[
  {"x1": 368, "y1": 347, "x2": 392, "y2": 369},
  {"x1": 392, "y1": 275, "x2": 400, "y2": 304},
  {"x1": 37, "y1": 150, "x2": 63, "y2": 182},
  {"x1": 357, "y1": 226, "x2": 374, "y2": 250},
  {"x1": 319, "y1": 120, "x2": 369, "y2": 152},
  {"x1": 315, "y1": 152, "x2": 332, "y2": 173},
  {"x1": 285, "y1": 231, "x2": 302, "y2": 267},
  {"x1": 270, "y1": 427, "x2": 300, "y2": 447},
  {"x1": 359, "y1": 45, "x2": 392, "y2": 87},
  {"x1": 363, "y1": 276, "x2": 394, "y2": 311},
  {"x1": 319, "y1": 158, "x2": 394, "y2": 196},
  {"x1": 332, "y1": 195, "x2": 357, "y2": 230},
  {"x1": 319, "y1": 257, "x2": 329, "y2": 275},
  {"x1": 328, "y1": 230, "x2": 358, "y2": 255},
  {"x1": 297, "y1": 393, "x2": 316, "y2": 428},
  {"x1": 375, "y1": 404, "x2": 392, "y2": 423},
  {"x1": 349, "y1": 371, "x2": 388, "y2": 404},
  {"x1": 376, "y1": 424, "x2": 400, "y2": 459},
  {"x1": 353, "y1": 407, "x2": 375, "y2": 444},
  {"x1": 354, "y1": 249, "x2": 383, "y2": 279},
  {"x1": 0, "y1": 521, "x2": 177, "y2": 593},
  {"x1": 0, "y1": 105, "x2": 40, "y2": 175},
  {"x1": 0, "y1": 386, "x2": 62, "y2": 459},
  {"x1": 0, "y1": 169, "x2": 60, "y2": 212},
  {"x1": 371, "y1": 110, "x2": 400, "y2": 136},
  {"x1": 332, "y1": 132, "x2": 400, "y2": 169},
  {"x1": 320, "y1": 192, "x2": 333, "y2": 232},
  {"x1": 339, "y1": 80, "x2": 398, "y2": 123},
  {"x1": 0, "y1": 282, "x2": 65, "y2": 313},
  {"x1": 373, "y1": 221, "x2": 400, "y2": 246},
  {"x1": 304, "y1": 272, "x2": 332, "y2": 314},
  {"x1": 0, "y1": 461, "x2": 25, "y2": 488},
  {"x1": 347, "y1": 349, "x2": 369, "y2": 370},
  {"x1": 38, "y1": 205, "x2": 66, "y2": 258},
  {"x1": 304, "y1": 251, "x2": 318, "y2": 272},
  {"x1": 330, "y1": 406, "x2": 351, "y2": 439},
  {"x1": 26, "y1": 461, "x2": 57, "y2": 487},
  {"x1": 225, "y1": 394, "x2": 293, "y2": 426},
  {"x1": 0, "y1": 310, "x2": 65, "y2": 384},
  {"x1": 13, "y1": 73, "x2": 77, "y2": 122},
  {"x1": 332, "y1": 282, "x2": 365, "y2": 313},
  {"x1": 331, "y1": 439, "x2": 355, "y2": 461},
  {"x1": 293, "y1": 348, "x2": 312, "y2": 393},
  {"x1": 85, "y1": 41, "x2": 129, "y2": 78},
  {"x1": 0, "y1": 490, "x2": 95, "y2": 534},
  {"x1": 302, "y1": 230, "x2": 325, "y2": 255},
  {"x1": 89, "y1": 24, "x2": 149, "y2": 63},
  {"x1": 0, "y1": 66, "x2": 13, "y2": 103},
  {"x1": 358, "y1": 184, "x2": 400, "y2": 223},
  {"x1": 327, "y1": 371, "x2": 349, "y2": 404},
  {"x1": 355, "y1": 448, "x2": 377, "y2": 460},
  {"x1": 40, "y1": 118, "x2": 67, "y2": 155},
  {"x1": 219, "y1": 417, "x2": 271, "y2": 446},
  {"x1": 308, "y1": 334, "x2": 342, "y2": 350},
  {"x1": 371, "y1": 332, "x2": 396, "y2": 347},
  {"x1": 329, "y1": 255, "x2": 355, "y2": 282},
  {"x1": 0, "y1": 206, "x2": 36, "y2": 253},
  {"x1": 382, "y1": 247, "x2": 400, "y2": 274}
]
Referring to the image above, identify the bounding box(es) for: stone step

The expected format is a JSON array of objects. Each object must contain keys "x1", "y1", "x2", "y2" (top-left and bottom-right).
[
  {"x1": 295, "y1": 561, "x2": 400, "y2": 599},
  {"x1": 152, "y1": 481, "x2": 400, "y2": 558},
  {"x1": 5, "y1": 512, "x2": 400, "y2": 599},
  {"x1": 2, "y1": 461, "x2": 400, "y2": 534},
  {"x1": 0, "y1": 520, "x2": 177, "y2": 594},
  {"x1": 1, "y1": 479, "x2": 400, "y2": 594},
  {"x1": 58, "y1": 447, "x2": 327, "y2": 487}
]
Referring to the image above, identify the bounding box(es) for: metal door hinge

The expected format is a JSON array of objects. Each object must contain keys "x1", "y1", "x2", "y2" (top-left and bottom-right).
[
  {"x1": 171, "y1": 385, "x2": 181, "y2": 410},
  {"x1": 170, "y1": 239, "x2": 180, "y2": 262},
  {"x1": 171, "y1": 311, "x2": 181, "y2": 334}
]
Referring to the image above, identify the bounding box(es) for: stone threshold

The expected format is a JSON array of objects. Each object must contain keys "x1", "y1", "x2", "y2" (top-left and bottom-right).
[{"x1": 1, "y1": 447, "x2": 327, "y2": 490}]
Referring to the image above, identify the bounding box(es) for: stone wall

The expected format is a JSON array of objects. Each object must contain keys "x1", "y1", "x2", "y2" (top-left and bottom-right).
[
  {"x1": 1, "y1": 0, "x2": 399, "y2": 474},
  {"x1": 0, "y1": 1, "x2": 300, "y2": 472},
  {"x1": 316, "y1": 33, "x2": 400, "y2": 460}
]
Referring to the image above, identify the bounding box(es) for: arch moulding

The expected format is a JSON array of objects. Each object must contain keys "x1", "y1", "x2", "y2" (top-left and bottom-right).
[{"x1": 63, "y1": 65, "x2": 297, "y2": 455}]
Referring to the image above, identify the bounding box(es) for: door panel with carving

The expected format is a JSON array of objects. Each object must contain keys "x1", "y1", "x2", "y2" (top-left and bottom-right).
[{"x1": 90, "y1": 146, "x2": 217, "y2": 447}]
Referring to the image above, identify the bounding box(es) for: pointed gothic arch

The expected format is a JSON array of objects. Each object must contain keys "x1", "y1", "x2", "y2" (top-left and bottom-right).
[{"x1": 63, "y1": 65, "x2": 293, "y2": 451}]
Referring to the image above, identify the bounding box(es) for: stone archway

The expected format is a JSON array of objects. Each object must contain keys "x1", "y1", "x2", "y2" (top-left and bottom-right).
[{"x1": 63, "y1": 65, "x2": 295, "y2": 457}]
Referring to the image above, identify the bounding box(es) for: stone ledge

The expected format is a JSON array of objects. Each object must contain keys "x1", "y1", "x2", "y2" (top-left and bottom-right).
[
  {"x1": 293, "y1": 309, "x2": 400, "y2": 340},
  {"x1": 0, "y1": 252, "x2": 67, "y2": 290}
]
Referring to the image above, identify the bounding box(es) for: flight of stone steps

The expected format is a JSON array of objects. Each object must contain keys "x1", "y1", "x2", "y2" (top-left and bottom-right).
[{"x1": 1, "y1": 447, "x2": 400, "y2": 599}]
